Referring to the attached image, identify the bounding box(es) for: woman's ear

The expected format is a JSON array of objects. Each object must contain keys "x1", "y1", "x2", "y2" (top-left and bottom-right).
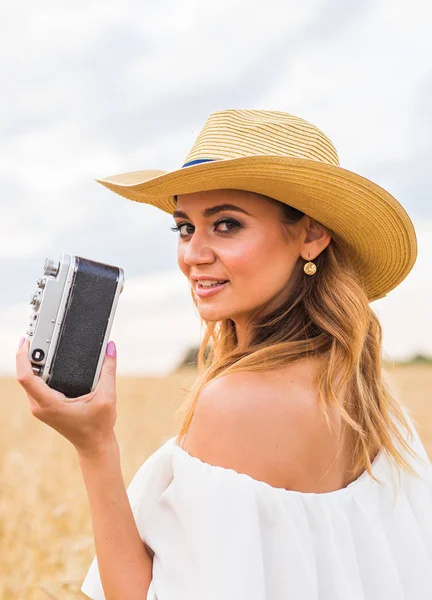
[{"x1": 302, "y1": 218, "x2": 332, "y2": 259}]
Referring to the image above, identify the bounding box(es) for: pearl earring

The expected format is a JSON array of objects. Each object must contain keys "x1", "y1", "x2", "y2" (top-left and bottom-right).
[{"x1": 303, "y1": 252, "x2": 317, "y2": 276}]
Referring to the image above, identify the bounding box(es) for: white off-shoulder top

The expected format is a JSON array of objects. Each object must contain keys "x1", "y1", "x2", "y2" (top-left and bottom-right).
[{"x1": 81, "y1": 412, "x2": 432, "y2": 600}]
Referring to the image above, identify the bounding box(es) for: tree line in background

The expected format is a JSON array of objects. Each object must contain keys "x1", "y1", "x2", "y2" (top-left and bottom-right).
[{"x1": 175, "y1": 346, "x2": 432, "y2": 371}]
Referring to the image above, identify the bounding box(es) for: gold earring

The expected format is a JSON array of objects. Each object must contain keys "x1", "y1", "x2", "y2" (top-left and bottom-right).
[{"x1": 303, "y1": 252, "x2": 317, "y2": 276}]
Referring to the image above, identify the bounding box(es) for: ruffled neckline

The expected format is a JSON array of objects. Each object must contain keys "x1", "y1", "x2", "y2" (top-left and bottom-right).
[{"x1": 171, "y1": 437, "x2": 388, "y2": 498}]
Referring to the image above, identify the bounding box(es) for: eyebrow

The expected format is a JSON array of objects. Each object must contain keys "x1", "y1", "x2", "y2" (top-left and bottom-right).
[{"x1": 172, "y1": 203, "x2": 252, "y2": 219}]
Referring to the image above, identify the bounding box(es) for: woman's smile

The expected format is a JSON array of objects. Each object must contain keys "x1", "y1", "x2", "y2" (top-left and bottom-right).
[{"x1": 195, "y1": 280, "x2": 230, "y2": 298}]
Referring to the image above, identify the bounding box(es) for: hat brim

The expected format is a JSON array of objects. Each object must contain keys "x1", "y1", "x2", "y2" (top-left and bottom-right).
[{"x1": 95, "y1": 156, "x2": 417, "y2": 302}]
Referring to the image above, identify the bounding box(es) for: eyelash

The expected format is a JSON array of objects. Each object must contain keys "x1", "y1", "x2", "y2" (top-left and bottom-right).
[{"x1": 170, "y1": 218, "x2": 242, "y2": 238}]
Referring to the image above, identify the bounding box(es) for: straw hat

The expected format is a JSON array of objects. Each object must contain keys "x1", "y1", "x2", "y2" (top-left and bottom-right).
[{"x1": 96, "y1": 109, "x2": 417, "y2": 302}]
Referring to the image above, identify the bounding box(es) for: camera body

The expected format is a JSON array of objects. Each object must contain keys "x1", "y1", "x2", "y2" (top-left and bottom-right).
[{"x1": 26, "y1": 254, "x2": 124, "y2": 398}]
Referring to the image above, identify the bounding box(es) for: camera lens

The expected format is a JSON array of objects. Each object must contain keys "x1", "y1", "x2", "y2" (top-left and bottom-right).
[{"x1": 31, "y1": 349, "x2": 45, "y2": 362}]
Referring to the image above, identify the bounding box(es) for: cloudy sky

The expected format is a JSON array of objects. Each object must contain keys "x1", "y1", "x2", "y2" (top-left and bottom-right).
[{"x1": 2, "y1": 0, "x2": 431, "y2": 375}]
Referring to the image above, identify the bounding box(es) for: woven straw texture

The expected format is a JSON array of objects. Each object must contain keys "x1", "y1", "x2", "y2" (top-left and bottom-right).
[{"x1": 96, "y1": 109, "x2": 417, "y2": 302}]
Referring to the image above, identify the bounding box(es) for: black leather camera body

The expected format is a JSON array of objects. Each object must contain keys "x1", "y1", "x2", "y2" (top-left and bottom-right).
[{"x1": 26, "y1": 254, "x2": 124, "y2": 398}]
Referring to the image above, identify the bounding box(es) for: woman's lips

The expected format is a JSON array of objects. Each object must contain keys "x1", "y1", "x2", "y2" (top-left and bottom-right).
[{"x1": 195, "y1": 281, "x2": 229, "y2": 298}]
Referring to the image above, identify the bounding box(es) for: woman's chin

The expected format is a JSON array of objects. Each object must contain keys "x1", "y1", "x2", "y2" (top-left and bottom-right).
[{"x1": 197, "y1": 306, "x2": 232, "y2": 322}]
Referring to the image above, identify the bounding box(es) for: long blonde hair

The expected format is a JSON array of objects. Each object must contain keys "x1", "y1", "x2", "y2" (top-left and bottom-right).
[{"x1": 174, "y1": 193, "x2": 422, "y2": 481}]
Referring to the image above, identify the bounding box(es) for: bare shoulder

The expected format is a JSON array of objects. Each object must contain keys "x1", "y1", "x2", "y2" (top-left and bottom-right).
[
  {"x1": 181, "y1": 359, "x2": 345, "y2": 492},
  {"x1": 180, "y1": 371, "x2": 263, "y2": 471}
]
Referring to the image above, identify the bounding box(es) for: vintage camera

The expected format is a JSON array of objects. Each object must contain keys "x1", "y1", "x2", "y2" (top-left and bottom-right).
[{"x1": 25, "y1": 254, "x2": 124, "y2": 398}]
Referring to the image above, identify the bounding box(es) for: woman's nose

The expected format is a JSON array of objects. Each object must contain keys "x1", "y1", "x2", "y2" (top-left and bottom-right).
[{"x1": 183, "y1": 230, "x2": 216, "y2": 265}]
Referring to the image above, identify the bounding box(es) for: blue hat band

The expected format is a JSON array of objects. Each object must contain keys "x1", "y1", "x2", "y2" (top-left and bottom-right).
[{"x1": 181, "y1": 158, "x2": 217, "y2": 168}]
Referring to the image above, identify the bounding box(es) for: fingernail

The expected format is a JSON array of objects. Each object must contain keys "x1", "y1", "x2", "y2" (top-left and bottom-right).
[
  {"x1": 18, "y1": 336, "x2": 25, "y2": 349},
  {"x1": 106, "y1": 341, "x2": 116, "y2": 358}
]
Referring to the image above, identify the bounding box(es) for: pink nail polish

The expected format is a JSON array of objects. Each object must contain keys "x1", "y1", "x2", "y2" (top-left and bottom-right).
[
  {"x1": 18, "y1": 336, "x2": 25, "y2": 348},
  {"x1": 106, "y1": 341, "x2": 116, "y2": 357}
]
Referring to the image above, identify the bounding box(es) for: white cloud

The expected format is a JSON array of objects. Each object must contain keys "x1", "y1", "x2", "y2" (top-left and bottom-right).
[
  {"x1": 0, "y1": 219, "x2": 52, "y2": 258},
  {"x1": 0, "y1": 122, "x2": 177, "y2": 196},
  {"x1": 125, "y1": 0, "x2": 328, "y2": 107},
  {"x1": 259, "y1": 1, "x2": 432, "y2": 171}
]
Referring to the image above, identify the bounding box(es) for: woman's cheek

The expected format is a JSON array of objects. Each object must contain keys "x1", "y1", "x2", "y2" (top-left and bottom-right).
[
  {"x1": 177, "y1": 248, "x2": 188, "y2": 275},
  {"x1": 221, "y1": 241, "x2": 260, "y2": 275}
]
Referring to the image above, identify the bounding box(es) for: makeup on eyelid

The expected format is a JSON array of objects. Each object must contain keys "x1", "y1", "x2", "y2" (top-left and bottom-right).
[{"x1": 170, "y1": 218, "x2": 242, "y2": 238}]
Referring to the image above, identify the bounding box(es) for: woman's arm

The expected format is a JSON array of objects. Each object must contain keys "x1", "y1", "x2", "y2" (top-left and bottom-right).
[
  {"x1": 16, "y1": 339, "x2": 152, "y2": 597},
  {"x1": 78, "y1": 435, "x2": 153, "y2": 600}
]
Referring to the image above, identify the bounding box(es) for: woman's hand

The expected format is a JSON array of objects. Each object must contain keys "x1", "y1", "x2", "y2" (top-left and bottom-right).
[{"x1": 16, "y1": 338, "x2": 118, "y2": 457}]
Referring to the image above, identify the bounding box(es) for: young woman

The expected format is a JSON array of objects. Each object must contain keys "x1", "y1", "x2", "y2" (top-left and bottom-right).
[{"x1": 16, "y1": 109, "x2": 432, "y2": 599}]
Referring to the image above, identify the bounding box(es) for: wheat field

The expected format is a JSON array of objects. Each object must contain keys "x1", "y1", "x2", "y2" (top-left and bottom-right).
[{"x1": 1, "y1": 365, "x2": 431, "y2": 599}]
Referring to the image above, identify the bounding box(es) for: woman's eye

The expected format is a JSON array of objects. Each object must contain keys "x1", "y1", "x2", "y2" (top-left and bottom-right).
[
  {"x1": 216, "y1": 219, "x2": 238, "y2": 233},
  {"x1": 176, "y1": 223, "x2": 194, "y2": 236},
  {"x1": 170, "y1": 218, "x2": 240, "y2": 237}
]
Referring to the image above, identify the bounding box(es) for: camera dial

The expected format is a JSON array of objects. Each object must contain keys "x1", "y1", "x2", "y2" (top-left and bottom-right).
[
  {"x1": 30, "y1": 291, "x2": 42, "y2": 310},
  {"x1": 44, "y1": 258, "x2": 60, "y2": 277}
]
